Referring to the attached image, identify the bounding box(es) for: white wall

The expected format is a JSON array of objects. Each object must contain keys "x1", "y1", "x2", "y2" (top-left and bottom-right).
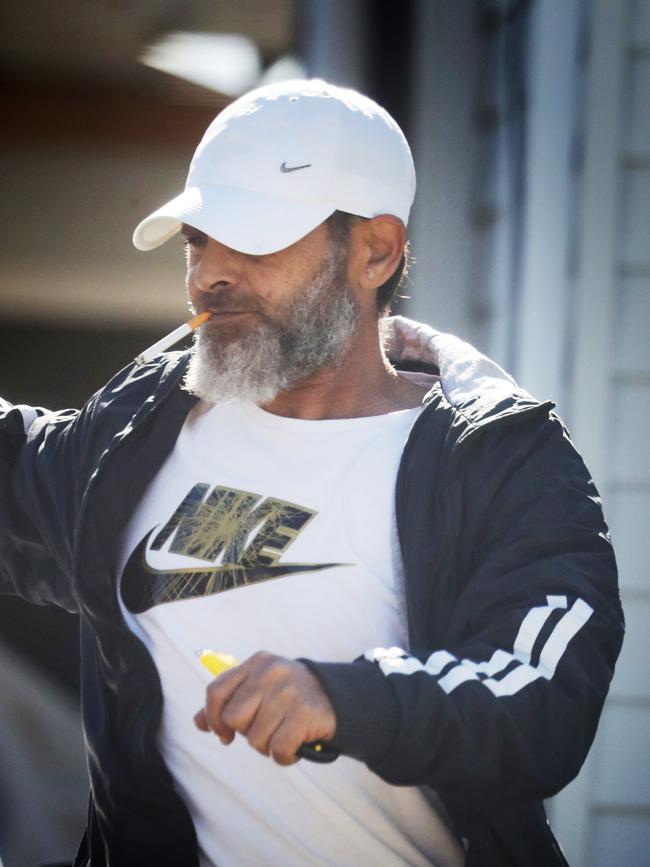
[
  {"x1": 406, "y1": 0, "x2": 482, "y2": 342},
  {"x1": 402, "y1": 1, "x2": 650, "y2": 863},
  {"x1": 583, "y1": 1, "x2": 650, "y2": 861},
  {"x1": 536, "y1": 1, "x2": 650, "y2": 864}
]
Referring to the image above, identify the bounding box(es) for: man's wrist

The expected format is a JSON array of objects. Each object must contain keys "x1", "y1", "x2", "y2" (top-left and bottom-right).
[{"x1": 298, "y1": 658, "x2": 400, "y2": 764}]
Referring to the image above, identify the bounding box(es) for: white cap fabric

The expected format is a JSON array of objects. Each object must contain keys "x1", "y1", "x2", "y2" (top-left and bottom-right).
[{"x1": 132, "y1": 79, "x2": 416, "y2": 255}]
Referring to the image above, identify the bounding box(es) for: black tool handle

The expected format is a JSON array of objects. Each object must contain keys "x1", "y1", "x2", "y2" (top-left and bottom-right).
[{"x1": 298, "y1": 741, "x2": 339, "y2": 763}]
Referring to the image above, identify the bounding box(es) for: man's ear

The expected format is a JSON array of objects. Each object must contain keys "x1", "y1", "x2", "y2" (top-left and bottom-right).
[{"x1": 354, "y1": 215, "x2": 406, "y2": 291}]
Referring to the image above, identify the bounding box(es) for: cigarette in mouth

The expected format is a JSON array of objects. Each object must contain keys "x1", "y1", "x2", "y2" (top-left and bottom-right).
[{"x1": 134, "y1": 311, "x2": 212, "y2": 366}]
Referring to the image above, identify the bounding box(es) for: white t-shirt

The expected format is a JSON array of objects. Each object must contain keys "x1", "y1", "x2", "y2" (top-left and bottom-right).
[{"x1": 118, "y1": 400, "x2": 465, "y2": 867}]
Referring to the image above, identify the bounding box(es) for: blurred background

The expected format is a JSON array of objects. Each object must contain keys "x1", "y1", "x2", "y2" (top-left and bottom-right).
[{"x1": 0, "y1": 1, "x2": 648, "y2": 865}]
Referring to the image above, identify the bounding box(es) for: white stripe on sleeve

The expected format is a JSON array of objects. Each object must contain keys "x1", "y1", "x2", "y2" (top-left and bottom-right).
[{"x1": 366, "y1": 595, "x2": 593, "y2": 698}]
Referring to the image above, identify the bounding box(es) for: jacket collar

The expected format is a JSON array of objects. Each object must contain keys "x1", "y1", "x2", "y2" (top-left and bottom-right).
[
  {"x1": 384, "y1": 315, "x2": 550, "y2": 427},
  {"x1": 136, "y1": 317, "x2": 550, "y2": 429}
]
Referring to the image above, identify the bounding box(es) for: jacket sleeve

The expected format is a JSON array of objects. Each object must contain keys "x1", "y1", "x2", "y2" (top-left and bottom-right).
[
  {"x1": 303, "y1": 411, "x2": 624, "y2": 805},
  {"x1": 0, "y1": 397, "x2": 88, "y2": 612}
]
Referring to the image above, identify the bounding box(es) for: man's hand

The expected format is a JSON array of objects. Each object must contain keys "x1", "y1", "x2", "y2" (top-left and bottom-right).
[{"x1": 193, "y1": 652, "x2": 337, "y2": 766}]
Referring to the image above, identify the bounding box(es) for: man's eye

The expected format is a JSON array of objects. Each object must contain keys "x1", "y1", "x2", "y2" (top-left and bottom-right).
[{"x1": 182, "y1": 234, "x2": 207, "y2": 249}]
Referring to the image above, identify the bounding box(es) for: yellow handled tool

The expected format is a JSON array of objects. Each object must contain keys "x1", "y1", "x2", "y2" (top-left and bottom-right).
[
  {"x1": 198, "y1": 650, "x2": 238, "y2": 678},
  {"x1": 197, "y1": 649, "x2": 339, "y2": 764}
]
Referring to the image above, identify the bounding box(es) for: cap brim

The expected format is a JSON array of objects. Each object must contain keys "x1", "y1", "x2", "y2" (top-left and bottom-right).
[{"x1": 132, "y1": 185, "x2": 336, "y2": 255}]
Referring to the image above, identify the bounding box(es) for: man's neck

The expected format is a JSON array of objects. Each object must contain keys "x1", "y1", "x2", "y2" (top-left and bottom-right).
[{"x1": 260, "y1": 323, "x2": 429, "y2": 420}]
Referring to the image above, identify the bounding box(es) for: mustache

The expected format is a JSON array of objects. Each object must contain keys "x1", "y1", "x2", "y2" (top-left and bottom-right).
[{"x1": 193, "y1": 288, "x2": 267, "y2": 316}]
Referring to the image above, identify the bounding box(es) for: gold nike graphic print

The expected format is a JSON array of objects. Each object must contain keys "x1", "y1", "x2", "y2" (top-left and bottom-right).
[{"x1": 121, "y1": 483, "x2": 347, "y2": 613}]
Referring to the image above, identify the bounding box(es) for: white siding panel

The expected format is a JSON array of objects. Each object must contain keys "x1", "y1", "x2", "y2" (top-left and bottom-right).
[
  {"x1": 607, "y1": 490, "x2": 650, "y2": 593},
  {"x1": 615, "y1": 276, "x2": 650, "y2": 375},
  {"x1": 624, "y1": 57, "x2": 650, "y2": 153},
  {"x1": 608, "y1": 599, "x2": 650, "y2": 699},
  {"x1": 407, "y1": 0, "x2": 481, "y2": 340},
  {"x1": 619, "y1": 168, "x2": 650, "y2": 264},
  {"x1": 588, "y1": 814, "x2": 650, "y2": 867},
  {"x1": 515, "y1": 0, "x2": 581, "y2": 409},
  {"x1": 591, "y1": 704, "x2": 650, "y2": 805},
  {"x1": 631, "y1": 0, "x2": 650, "y2": 43},
  {"x1": 609, "y1": 383, "x2": 650, "y2": 481}
]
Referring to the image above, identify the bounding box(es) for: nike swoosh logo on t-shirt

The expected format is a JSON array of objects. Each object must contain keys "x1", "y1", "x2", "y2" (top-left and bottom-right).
[{"x1": 121, "y1": 528, "x2": 345, "y2": 614}]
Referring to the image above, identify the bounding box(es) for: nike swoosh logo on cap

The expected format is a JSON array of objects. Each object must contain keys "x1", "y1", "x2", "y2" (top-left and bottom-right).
[{"x1": 280, "y1": 162, "x2": 312, "y2": 173}]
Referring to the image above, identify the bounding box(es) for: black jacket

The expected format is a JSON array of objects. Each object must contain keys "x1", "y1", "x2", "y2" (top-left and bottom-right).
[{"x1": 0, "y1": 324, "x2": 623, "y2": 866}]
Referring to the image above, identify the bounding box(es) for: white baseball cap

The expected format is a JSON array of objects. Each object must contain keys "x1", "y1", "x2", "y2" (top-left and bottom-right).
[{"x1": 132, "y1": 78, "x2": 416, "y2": 255}]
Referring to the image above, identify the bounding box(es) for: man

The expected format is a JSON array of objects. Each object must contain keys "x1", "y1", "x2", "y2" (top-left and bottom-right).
[{"x1": 0, "y1": 79, "x2": 623, "y2": 866}]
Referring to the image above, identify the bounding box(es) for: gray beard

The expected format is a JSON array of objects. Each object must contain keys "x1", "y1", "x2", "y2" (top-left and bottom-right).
[{"x1": 183, "y1": 245, "x2": 359, "y2": 405}]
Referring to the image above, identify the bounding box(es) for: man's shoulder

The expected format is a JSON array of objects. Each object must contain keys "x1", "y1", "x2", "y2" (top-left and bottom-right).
[
  {"x1": 98, "y1": 350, "x2": 189, "y2": 401},
  {"x1": 69, "y1": 350, "x2": 191, "y2": 453},
  {"x1": 386, "y1": 315, "x2": 554, "y2": 435}
]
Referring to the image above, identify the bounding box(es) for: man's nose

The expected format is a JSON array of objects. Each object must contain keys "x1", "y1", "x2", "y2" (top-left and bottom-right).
[{"x1": 192, "y1": 238, "x2": 244, "y2": 293}]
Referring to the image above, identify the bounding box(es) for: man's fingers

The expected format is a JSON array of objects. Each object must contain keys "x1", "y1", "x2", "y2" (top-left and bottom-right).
[
  {"x1": 194, "y1": 652, "x2": 337, "y2": 763},
  {"x1": 200, "y1": 665, "x2": 249, "y2": 741},
  {"x1": 220, "y1": 682, "x2": 264, "y2": 735},
  {"x1": 268, "y1": 718, "x2": 305, "y2": 766},
  {"x1": 192, "y1": 708, "x2": 235, "y2": 744},
  {"x1": 244, "y1": 700, "x2": 287, "y2": 756},
  {"x1": 193, "y1": 708, "x2": 210, "y2": 731}
]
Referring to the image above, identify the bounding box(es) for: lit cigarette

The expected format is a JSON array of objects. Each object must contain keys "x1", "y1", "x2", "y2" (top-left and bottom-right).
[{"x1": 134, "y1": 311, "x2": 212, "y2": 366}]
